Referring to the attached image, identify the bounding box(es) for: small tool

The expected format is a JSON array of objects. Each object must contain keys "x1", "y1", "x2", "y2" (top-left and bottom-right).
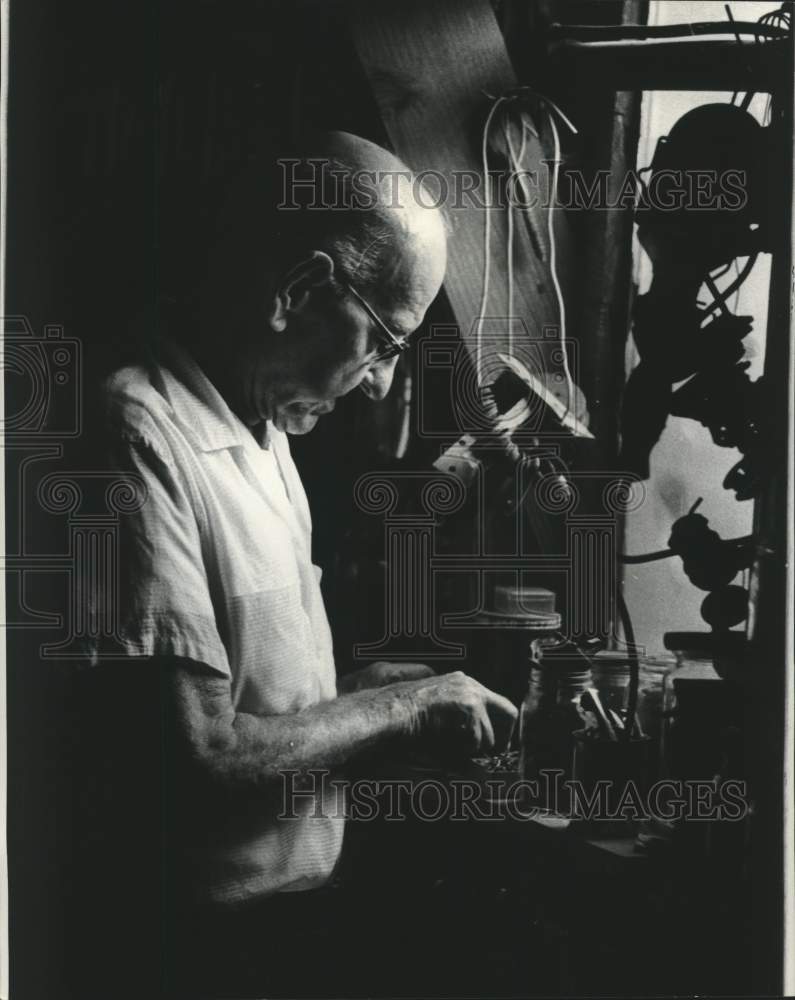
[
  {"x1": 607, "y1": 708, "x2": 626, "y2": 733},
  {"x1": 581, "y1": 688, "x2": 618, "y2": 742}
]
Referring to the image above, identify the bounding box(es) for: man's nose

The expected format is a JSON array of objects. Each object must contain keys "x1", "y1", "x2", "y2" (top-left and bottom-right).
[{"x1": 359, "y1": 358, "x2": 399, "y2": 401}]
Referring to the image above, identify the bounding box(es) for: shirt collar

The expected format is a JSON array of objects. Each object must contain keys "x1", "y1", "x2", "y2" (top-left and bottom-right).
[{"x1": 152, "y1": 338, "x2": 272, "y2": 452}]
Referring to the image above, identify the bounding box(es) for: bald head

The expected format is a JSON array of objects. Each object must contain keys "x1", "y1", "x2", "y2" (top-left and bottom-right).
[
  {"x1": 316, "y1": 130, "x2": 444, "y2": 241},
  {"x1": 274, "y1": 130, "x2": 447, "y2": 307}
]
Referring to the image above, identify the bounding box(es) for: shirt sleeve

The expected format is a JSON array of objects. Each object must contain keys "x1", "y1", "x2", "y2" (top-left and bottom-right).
[{"x1": 107, "y1": 431, "x2": 232, "y2": 678}]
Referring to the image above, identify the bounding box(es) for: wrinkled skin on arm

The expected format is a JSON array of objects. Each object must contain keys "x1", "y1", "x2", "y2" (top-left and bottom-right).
[{"x1": 164, "y1": 658, "x2": 517, "y2": 814}]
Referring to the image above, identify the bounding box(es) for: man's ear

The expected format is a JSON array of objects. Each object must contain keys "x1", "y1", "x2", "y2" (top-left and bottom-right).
[{"x1": 268, "y1": 251, "x2": 335, "y2": 332}]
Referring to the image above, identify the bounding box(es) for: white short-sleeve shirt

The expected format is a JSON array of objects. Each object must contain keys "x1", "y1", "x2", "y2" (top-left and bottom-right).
[{"x1": 99, "y1": 339, "x2": 344, "y2": 905}]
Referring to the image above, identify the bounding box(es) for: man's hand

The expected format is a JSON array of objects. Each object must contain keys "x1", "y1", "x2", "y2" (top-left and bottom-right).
[
  {"x1": 339, "y1": 661, "x2": 435, "y2": 693},
  {"x1": 395, "y1": 670, "x2": 517, "y2": 757}
]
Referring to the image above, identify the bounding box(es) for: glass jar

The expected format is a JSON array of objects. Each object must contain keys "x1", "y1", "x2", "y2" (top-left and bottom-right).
[
  {"x1": 588, "y1": 651, "x2": 631, "y2": 715},
  {"x1": 588, "y1": 651, "x2": 673, "y2": 775},
  {"x1": 635, "y1": 657, "x2": 673, "y2": 746},
  {"x1": 521, "y1": 640, "x2": 592, "y2": 785}
]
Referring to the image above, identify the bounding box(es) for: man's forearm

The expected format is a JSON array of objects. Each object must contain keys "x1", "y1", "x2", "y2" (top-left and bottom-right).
[
  {"x1": 174, "y1": 665, "x2": 416, "y2": 796},
  {"x1": 229, "y1": 687, "x2": 411, "y2": 783},
  {"x1": 169, "y1": 661, "x2": 515, "y2": 806}
]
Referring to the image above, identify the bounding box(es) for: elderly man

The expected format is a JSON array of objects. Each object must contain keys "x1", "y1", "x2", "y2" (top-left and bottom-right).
[{"x1": 97, "y1": 131, "x2": 515, "y2": 994}]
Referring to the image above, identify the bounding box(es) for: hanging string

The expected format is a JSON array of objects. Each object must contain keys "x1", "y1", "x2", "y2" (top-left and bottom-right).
[
  {"x1": 506, "y1": 136, "x2": 515, "y2": 354},
  {"x1": 504, "y1": 92, "x2": 578, "y2": 418},
  {"x1": 477, "y1": 89, "x2": 578, "y2": 416},
  {"x1": 476, "y1": 95, "x2": 509, "y2": 385},
  {"x1": 503, "y1": 116, "x2": 528, "y2": 355},
  {"x1": 546, "y1": 111, "x2": 576, "y2": 421}
]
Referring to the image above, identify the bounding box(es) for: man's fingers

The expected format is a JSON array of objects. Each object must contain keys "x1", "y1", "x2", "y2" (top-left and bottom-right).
[
  {"x1": 476, "y1": 706, "x2": 496, "y2": 754},
  {"x1": 405, "y1": 669, "x2": 519, "y2": 755},
  {"x1": 493, "y1": 710, "x2": 517, "y2": 752},
  {"x1": 484, "y1": 690, "x2": 519, "y2": 751}
]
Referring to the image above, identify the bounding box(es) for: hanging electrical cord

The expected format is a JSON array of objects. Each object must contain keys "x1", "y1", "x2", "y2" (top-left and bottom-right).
[
  {"x1": 548, "y1": 20, "x2": 788, "y2": 41},
  {"x1": 546, "y1": 110, "x2": 576, "y2": 421},
  {"x1": 701, "y1": 252, "x2": 758, "y2": 321},
  {"x1": 732, "y1": 256, "x2": 742, "y2": 313},
  {"x1": 503, "y1": 116, "x2": 529, "y2": 354},
  {"x1": 478, "y1": 90, "x2": 578, "y2": 415},
  {"x1": 476, "y1": 95, "x2": 510, "y2": 384},
  {"x1": 507, "y1": 177, "x2": 515, "y2": 352},
  {"x1": 619, "y1": 547, "x2": 677, "y2": 564},
  {"x1": 505, "y1": 121, "x2": 516, "y2": 354},
  {"x1": 698, "y1": 260, "x2": 735, "y2": 305},
  {"x1": 709, "y1": 260, "x2": 736, "y2": 282}
]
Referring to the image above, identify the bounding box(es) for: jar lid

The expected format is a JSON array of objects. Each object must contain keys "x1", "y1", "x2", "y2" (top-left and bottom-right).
[
  {"x1": 491, "y1": 585, "x2": 557, "y2": 618},
  {"x1": 471, "y1": 608, "x2": 561, "y2": 630},
  {"x1": 533, "y1": 661, "x2": 592, "y2": 681}
]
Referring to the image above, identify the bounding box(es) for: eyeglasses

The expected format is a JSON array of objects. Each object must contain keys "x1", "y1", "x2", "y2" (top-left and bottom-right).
[{"x1": 341, "y1": 281, "x2": 412, "y2": 363}]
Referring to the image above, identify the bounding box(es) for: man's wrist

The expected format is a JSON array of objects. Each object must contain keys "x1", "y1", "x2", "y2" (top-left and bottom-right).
[
  {"x1": 336, "y1": 671, "x2": 423, "y2": 742},
  {"x1": 377, "y1": 678, "x2": 421, "y2": 741}
]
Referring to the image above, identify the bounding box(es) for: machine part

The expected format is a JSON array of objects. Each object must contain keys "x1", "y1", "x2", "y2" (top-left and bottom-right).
[
  {"x1": 620, "y1": 99, "x2": 774, "y2": 481},
  {"x1": 432, "y1": 367, "x2": 532, "y2": 486},
  {"x1": 497, "y1": 353, "x2": 593, "y2": 438},
  {"x1": 619, "y1": 303, "x2": 755, "y2": 478},
  {"x1": 637, "y1": 104, "x2": 770, "y2": 259},
  {"x1": 723, "y1": 455, "x2": 763, "y2": 501},
  {"x1": 432, "y1": 359, "x2": 587, "y2": 493},
  {"x1": 670, "y1": 361, "x2": 761, "y2": 449},
  {"x1": 670, "y1": 361, "x2": 770, "y2": 499},
  {"x1": 700, "y1": 585, "x2": 749, "y2": 630},
  {"x1": 667, "y1": 499, "x2": 754, "y2": 591},
  {"x1": 547, "y1": 20, "x2": 789, "y2": 42}
]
